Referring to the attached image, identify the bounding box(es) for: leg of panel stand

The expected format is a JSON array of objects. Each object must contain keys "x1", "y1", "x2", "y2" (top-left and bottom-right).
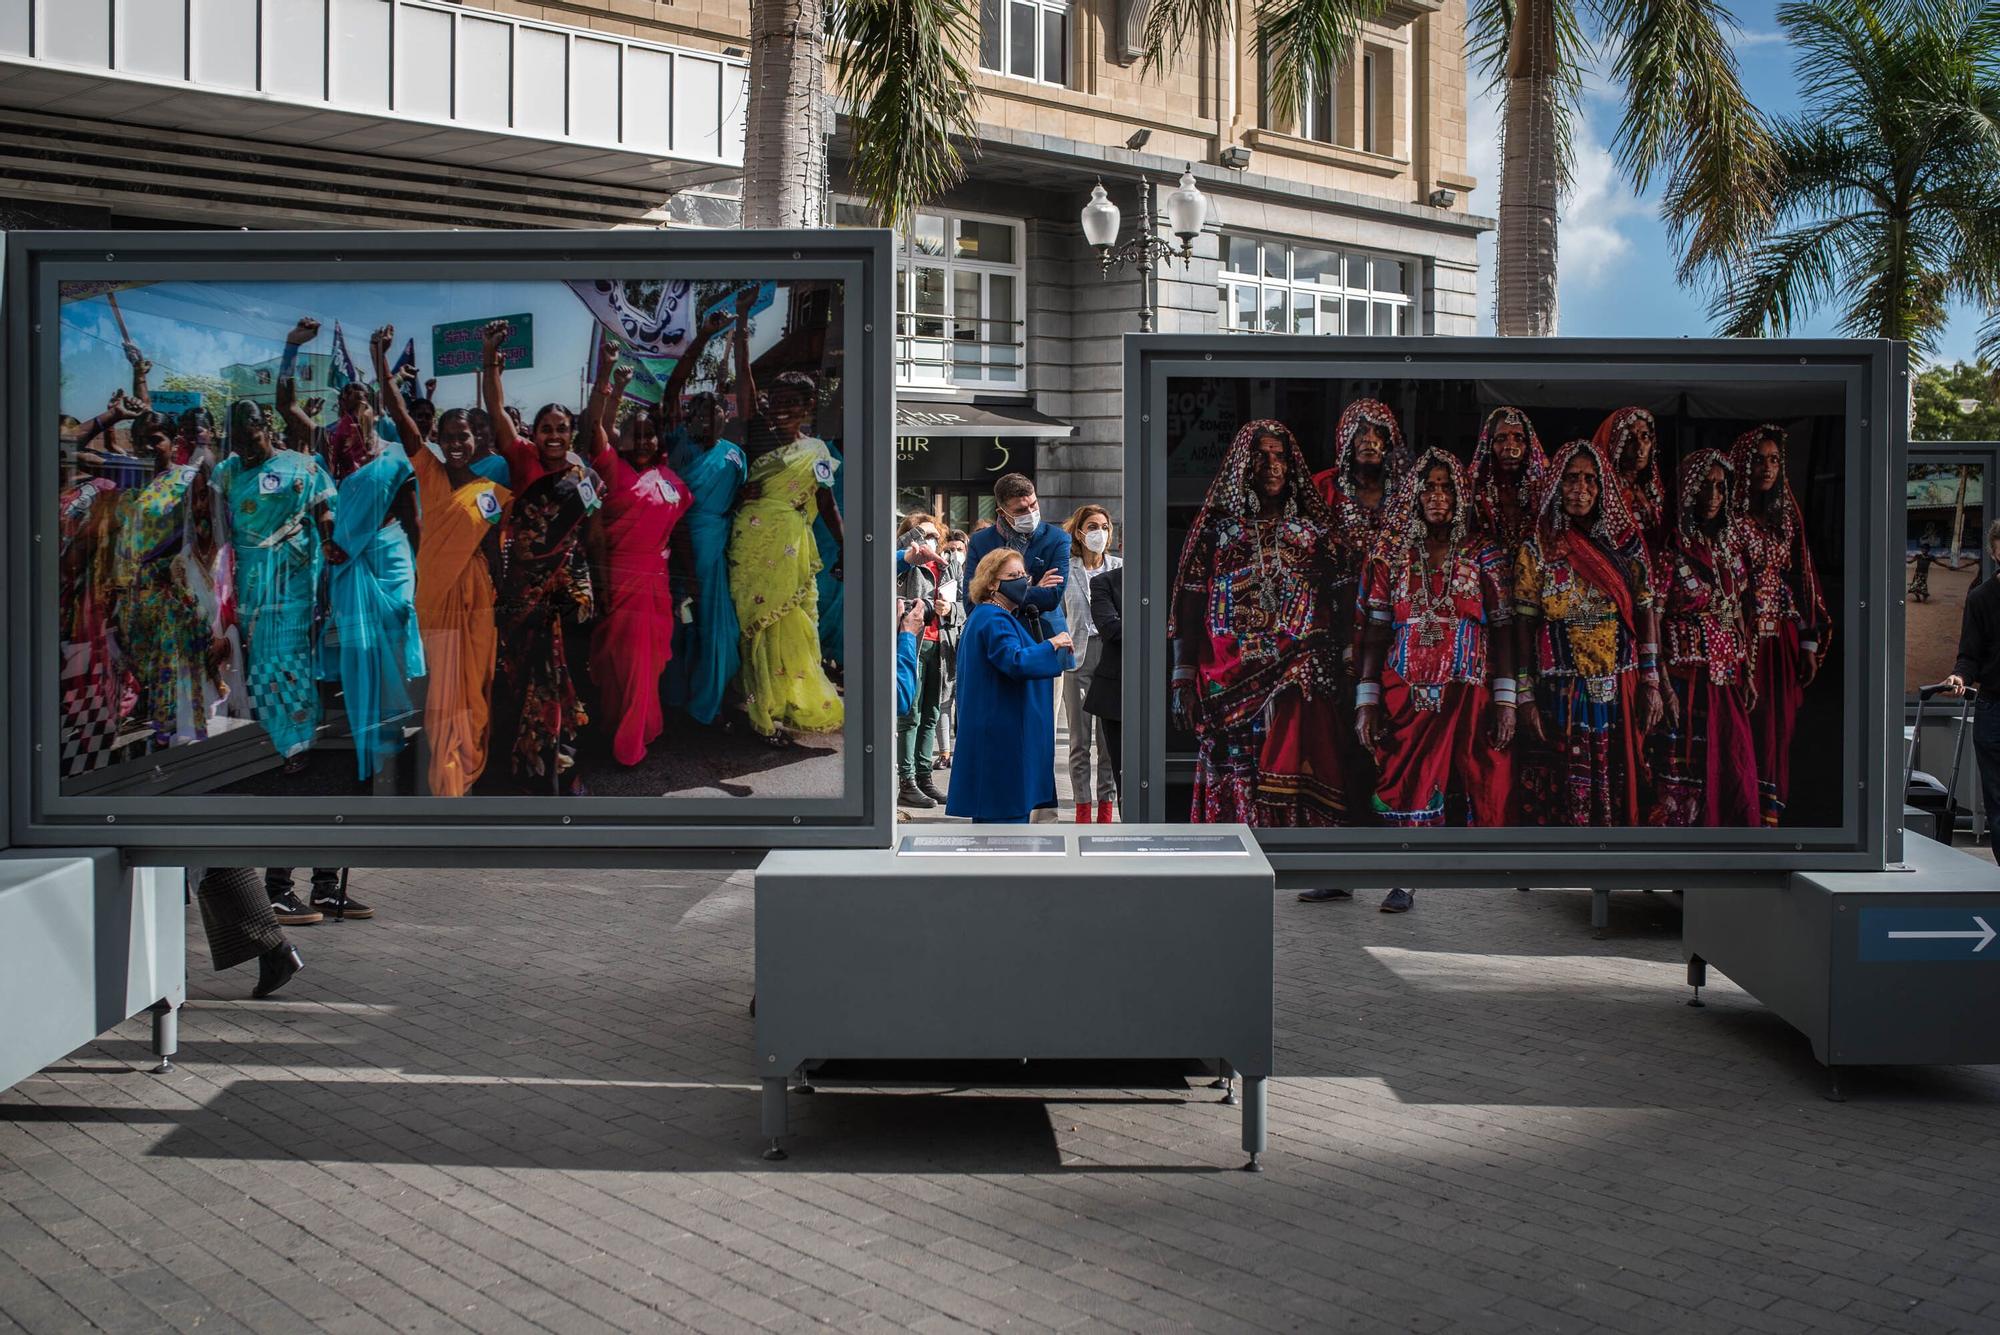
[
  {"x1": 1686, "y1": 955, "x2": 1708, "y2": 1008},
  {"x1": 1591, "y1": 888, "x2": 1610, "y2": 938},
  {"x1": 1211, "y1": 1059, "x2": 1234, "y2": 1101},
  {"x1": 150, "y1": 1000, "x2": 177, "y2": 1075},
  {"x1": 761, "y1": 1077, "x2": 789, "y2": 1159},
  {"x1": 1240, "y1": 1076, "x2": 1266, "y2": 1172},
  {"x1": 1824, "y1": 1068, "x2": 1846, "y2": 1103}
]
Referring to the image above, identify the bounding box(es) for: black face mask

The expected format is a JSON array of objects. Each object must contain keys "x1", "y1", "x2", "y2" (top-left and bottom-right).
[{"x1": 998, "y1": 576, "x2": 1032, "y2": 606}]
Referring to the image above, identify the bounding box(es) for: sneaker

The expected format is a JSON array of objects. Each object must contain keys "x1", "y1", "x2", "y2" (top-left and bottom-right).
[
  {"x1": 310, "y1": 891, "x2": 374, "y2": 921},
  {"x1": 268, "y1": 892, "x2": 322, "y2": 926},
  {"x1": 916, "y1": 776, "x2": 947, "y2": 804},
  {"x1": 1297, "y1": 888, "x2": 1354, "y2": 903},
  {"x1": 898, "y1": 782, "x2": 936, "y2": 810},
  {"x1": 1380, "y1": 888, "x2": 1415, "y2": 913}
]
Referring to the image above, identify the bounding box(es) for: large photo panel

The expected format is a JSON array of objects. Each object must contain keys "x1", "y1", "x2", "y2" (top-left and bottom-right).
[
  {"x1": 1130, "y1": 342, "x2": 1901, "y2": 873},
  {"x1": 9, "y1": 231, "x2": 893, "y2": 858}
]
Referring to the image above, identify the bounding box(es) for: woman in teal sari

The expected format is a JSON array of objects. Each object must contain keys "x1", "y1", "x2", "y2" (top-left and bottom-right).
[
  {"x1": 664, "y1": 391, "x2": 747, "y2": 726},
  {"x1": 211, "y1": 400, "x2": 340, "y2": 768},
  {"x1": 322, "y1": 399, "x2": 424, "y2": 783}
]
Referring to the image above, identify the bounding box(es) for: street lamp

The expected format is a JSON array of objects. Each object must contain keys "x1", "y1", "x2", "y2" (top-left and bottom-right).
[{"x1": 1081, "y1": 168, "x2": 1210, "y2": 333}]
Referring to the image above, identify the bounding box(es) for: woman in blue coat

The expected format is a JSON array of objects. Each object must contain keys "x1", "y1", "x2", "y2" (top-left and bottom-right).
[{"x1": 945, "y1": 548, "x2": 1074, "y2": 823}]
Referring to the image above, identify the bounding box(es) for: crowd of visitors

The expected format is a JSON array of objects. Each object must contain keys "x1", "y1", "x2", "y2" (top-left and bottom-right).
[{"x1": 895, "y1": 475, "x2": 1125, "y2": 824}]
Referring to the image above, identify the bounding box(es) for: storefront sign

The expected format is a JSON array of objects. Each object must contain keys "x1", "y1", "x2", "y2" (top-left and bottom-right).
[
  {"x1": 896, "y1": 436, "x2": 1024, "y2": 483},
  {"x1": 432, "y1": 313, "x2": 534, "y2": 376},
  {"x1": 896, "y1": 834, "x2": 1066, "y2": 856}
]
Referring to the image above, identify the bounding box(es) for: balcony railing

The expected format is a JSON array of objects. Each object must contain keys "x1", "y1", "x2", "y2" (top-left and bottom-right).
[{"x1": 0, "y1": 0, "x2": 747, "y2": 166}]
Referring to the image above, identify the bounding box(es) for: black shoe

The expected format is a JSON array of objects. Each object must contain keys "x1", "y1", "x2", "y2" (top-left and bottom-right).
[
  {"x1": 310, "y1": 892, "x2": 374, "y2": 921},
  {"x1": 268, "y1": 892, "x2": 322, "y2": 926},
  {"x1": 1297, "y1": 888, "x2": 1354, "y2": 902},
  {"x1": 915, "y1": 775, "x2": 947, "y2": 804},
  {"x1": 1380, "y1": 888, "x2": 1415, "y2": 913},
  {"x1": 897, "y1": 782, "x2": 936, "y2": 810},
  {"x1": 253, "y1": 944, "x2": 303, "y2": 999}
]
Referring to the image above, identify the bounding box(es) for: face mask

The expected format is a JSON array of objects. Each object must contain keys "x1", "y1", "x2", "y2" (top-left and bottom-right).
[
  {"x1": 1009, "y1": 507, "x2": 1040, "y2": 535},
  {"x1": 998, "y1": 576, "x2": 1032, "y2": 606},
  {"x1": 1083, "y1": 529, "x2": 1110, "y2": 554}
]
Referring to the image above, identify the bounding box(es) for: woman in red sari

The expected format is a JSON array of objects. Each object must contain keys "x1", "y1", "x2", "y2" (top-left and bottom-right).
[
  {"x1": 1171, "y1": 421, "x2": 1349, "y2": 825},
  {"x1": 1649, "y1": 449, "x2": 1760, "y2": 826},
  {"x1": 585, "y1": 351, "x2": 693, "y2": 767},
  {"x1": 1731, "y1": 423, "x2": 1829, "y2": 827},
  {"x1": 1594, "y1": 407, "x2": 1667, "y2": 553},
  {"x1": 1467, "y1": 406, "x2": 1548, "y2": 560},
  {"x1": 1514, "y1": 439, "x2": 1667, "y2": 826}
]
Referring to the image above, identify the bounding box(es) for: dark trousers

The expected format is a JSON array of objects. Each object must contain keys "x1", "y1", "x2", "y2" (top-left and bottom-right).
[
  {"x1": 897, "y1": 639, "x2": 944, "y2": 783},
  {"x1": 1975, "y1": 699, "x2": 2000, "y2": 838},
  {"x1": 1101, "y1": 719, "x2": 1123, "y2": 798},
  {"x1": 266, "y1": 868, "x2": 342, "y2": 899},
  {"x1": 196, "y1": 868, "x2": 286, "y2": 971}
]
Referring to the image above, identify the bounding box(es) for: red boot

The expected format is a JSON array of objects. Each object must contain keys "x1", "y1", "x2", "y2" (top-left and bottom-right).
[
  {"x1": 1097, "y1": 800, "x2": 1117, "y2": 824},
  {"x1": 1075, "y1": 803, "x2": 1093, "y2": 823}
]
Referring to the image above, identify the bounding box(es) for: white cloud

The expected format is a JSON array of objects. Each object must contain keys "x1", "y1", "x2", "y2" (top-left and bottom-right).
[
  {"x1": 1558, "y1": 118, "x2": 1648, "y2": 290},
  {"x1": 1732, "y1": 28, "x2": 1788, "y2": 47},
  {"x1": 1466, "y1": 72, "x2": 1502, "y2": 335}
]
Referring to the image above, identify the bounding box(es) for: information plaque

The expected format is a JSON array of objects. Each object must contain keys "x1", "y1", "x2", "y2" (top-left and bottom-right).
[
  {"x1": 1078, "y1": 834, "x2": 1248, "y2": 856},
  {"x1": 895, "y1": 834, "x2": 1066, "y2": 856}
]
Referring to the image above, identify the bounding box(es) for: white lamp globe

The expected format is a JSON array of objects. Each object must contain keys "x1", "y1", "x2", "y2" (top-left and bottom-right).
[
  {"x1": 1081, "y1": 183, "x2": 1122, "y2": 248},
  {"x1": 1164, "y1": 169, "x2": 1208, "y2": 243}
]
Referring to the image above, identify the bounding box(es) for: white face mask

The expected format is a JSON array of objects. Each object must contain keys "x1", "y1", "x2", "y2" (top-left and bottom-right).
[
  {"x1": 1009, "y1": 506, "x2": 1040, "y2": 535},
  {"x1": 1083, "y1": 529, "x2": 1110, "y2": 554}
]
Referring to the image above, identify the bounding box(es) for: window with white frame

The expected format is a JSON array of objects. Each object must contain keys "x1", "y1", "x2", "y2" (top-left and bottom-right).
[
  {"x1": 1301, "y1": 66, "x2": 1336, "y2": 145},
  {"x1": 1217, "y1": 236, "x2": 1416, "y2": 336},
  {"x1": 835, "y1": 202, "x2": 1025, "y2": 389},
  {"x1": 979, "y1": 0, "x2": 1067, "y2": 86}
]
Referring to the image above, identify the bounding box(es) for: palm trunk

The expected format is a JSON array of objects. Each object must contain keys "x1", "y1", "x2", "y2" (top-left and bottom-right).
[
  {"x1": 1951, "y1": 465, "x2": 1969, "y2": 567},
  {"x1": 1496, "y1": 0, "x2": 1559, "y2": 337},
  {"x1": 743, "y1": 0, "x2": 830, "y2": 229}
]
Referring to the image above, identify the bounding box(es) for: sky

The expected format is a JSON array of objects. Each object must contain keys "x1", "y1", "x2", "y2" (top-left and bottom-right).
[
  {"x1": 1463, "y1": 0, "x2": 1987, "y2": 366},
  {"x1": 59, "y1": 279, "x2": 794, "y2": 423}
]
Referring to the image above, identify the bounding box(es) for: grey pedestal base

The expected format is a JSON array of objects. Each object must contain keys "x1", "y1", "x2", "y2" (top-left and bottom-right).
[
  {"x1": 1683, "y1": 833, "x2": 2000, "y2": 1089},
  {"x1": 754, "y1": 825, "x2": 1275, "y2": 1168},
  {"x1": 1, "y1": 851, "x2": 185, "y2": 1092}
]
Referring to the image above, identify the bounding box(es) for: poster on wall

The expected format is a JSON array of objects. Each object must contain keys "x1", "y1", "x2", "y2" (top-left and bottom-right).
[
  {"x1": 11, "y1": 229, "x2": 890, "y2": 858},
  {"x1": 1124, "y1": 341, "x2": 1901, "y2": 870}
]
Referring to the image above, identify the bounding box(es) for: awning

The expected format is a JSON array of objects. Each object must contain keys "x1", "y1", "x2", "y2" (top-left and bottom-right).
[{"x1": 896, "y1": 400, "x2": 1074, "y2": 438}]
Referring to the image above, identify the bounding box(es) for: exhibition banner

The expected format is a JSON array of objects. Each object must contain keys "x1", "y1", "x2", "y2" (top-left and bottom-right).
[
  {"x1": 1121, "y1": 338, "x2": 1904, "y2": 874},
  {"x1": 6, "y1": 229, "x2": 895, "y2": 860}
]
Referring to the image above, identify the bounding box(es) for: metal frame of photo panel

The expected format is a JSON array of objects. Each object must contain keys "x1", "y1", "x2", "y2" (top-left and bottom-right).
[
  {"x1": 1, "y1": 229, "x2": 896, "y2": 866},
  {"x1": 1121, "y1": 335, "x2": 1908, "y2": 884}
]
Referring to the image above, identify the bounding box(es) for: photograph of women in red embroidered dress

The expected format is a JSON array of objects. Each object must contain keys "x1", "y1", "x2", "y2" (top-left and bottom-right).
[
  {"x1": 1732, "y1": 424, "x2": 1831, "y2": 827},
  {"x1": 1157, "y1": 372, "x2": 1850, "y2": 834},
  {"x1": 1354, "y1": 449, "x2": 1517, "y2": 827},
  {"x1": 1467, "y1": 406, "x2": 1547, "y2": 564},
  {"x1": 1514, "y1": 439, "x2": 1667, "y2": 827},
  {"x1": 1596, "y1": 407, "x2": 1668, "y2": 552},
  {"x1": 1170, "y1": 421, "x2": 1350, "y2": 825},
  {"x1": 1648, "y1": 450, "x2": 1761, "y2": 827}
]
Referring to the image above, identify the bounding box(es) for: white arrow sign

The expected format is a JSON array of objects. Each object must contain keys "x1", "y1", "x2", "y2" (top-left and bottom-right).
[{"x1": 1886, "y1": 915, "x2": 1995, "y2": 952}]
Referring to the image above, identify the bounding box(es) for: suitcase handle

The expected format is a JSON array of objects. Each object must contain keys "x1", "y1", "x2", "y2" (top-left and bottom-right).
[{"x1": 1916, "y1": 682, "x2": 1977, "y2": 701}]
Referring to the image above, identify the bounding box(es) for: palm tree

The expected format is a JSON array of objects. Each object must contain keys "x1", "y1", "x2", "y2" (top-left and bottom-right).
[
  {"x1": 742, "y1": 0, "x2": 983, "y2": 229},
  {"x1": 1137, "y1": 0, "x2": 1774, "y2": 335},
  {"x1": 1711, "y1": 0, "x2": 2000, "y2": 355}
]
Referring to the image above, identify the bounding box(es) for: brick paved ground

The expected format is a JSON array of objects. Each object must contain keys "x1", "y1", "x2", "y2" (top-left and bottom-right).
[{"x1": 5, "y1": 865, "x2": 2000, "y2": 1335}]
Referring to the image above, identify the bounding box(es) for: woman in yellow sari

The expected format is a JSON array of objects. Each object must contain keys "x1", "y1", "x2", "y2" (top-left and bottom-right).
[
  {"x1": 373, "y1": 326, "x2": 511, "y2": 795},
  {"x1": 727, "y1": 371, "x2": 844, "y2": 742}
]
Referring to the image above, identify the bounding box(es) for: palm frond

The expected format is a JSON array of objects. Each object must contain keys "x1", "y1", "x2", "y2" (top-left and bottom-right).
[
  {"x1": 1465, "y1": 0, "x2": 1516, "y2": 86},
  {"x1": 835, "y1": 0, "x2": 984, "y2": 230},
  {"x1": 1140, "y1": 0, "x2": 1236, "y2": 77},
  {"x1": 1600, "y1": 0, "x2": 1779, "y2": 281},
  {"x1": 1710, "y1": 215, "x2": 1858, "y2": 338},
  {"x1": 1253, "y1": 0, "x2": 1394, "y2": 131}
]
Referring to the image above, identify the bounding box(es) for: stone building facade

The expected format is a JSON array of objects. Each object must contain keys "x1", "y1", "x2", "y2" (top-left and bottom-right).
[{"x1": 0, "y1": 0, "x2": 1489, "y2": 524}]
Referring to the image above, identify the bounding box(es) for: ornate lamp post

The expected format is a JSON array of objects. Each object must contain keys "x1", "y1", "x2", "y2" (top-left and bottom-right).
[{"x1": 1080, "y1": 168, "x2": 1210, "y2": 333}]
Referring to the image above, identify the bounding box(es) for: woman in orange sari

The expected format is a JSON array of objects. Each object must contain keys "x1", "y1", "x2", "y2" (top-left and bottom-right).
[{"x1": 373, "y1": 326, "x2": 511, "y2": 796}]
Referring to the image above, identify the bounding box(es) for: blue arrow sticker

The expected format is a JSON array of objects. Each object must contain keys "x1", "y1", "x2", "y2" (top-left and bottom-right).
[{"x1": 1858, "y1": 908, "x2": 1999, "y2": 962}]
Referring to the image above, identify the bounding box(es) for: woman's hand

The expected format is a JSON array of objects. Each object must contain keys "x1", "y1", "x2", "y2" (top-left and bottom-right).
[
  {"x1": 1518, "y1": 701, "x2": 1547, "y2": 747},
  {"x1": 1354, "y1": 703, "x2": 1385, "y2": 751},
  {"x1": 1047, "y1": 632, "x2": 1074, "y2": 652},
  {"x1": 1488, "y1": 702, "x2": 1515, "y2": 750},
  {"x1": 369, "y1": 324, "x2": 394, "y2": 362},
  {"x1": 481, "y1": 319, "x2": 511, "y2": 356},
  {"x1": 899, "y1": 599, "x2": 926, "y2": 635},
  {"x1": 1170, "y1": 676, "x2": 1199, "y2": 731},
  {"x1": 1640, "y1": 680, "x2": 1665, "y2": 732},
  {"x1": 610, "y1": 361, "x2": 636, "y2": 395},
  {"x1": 323, "y1": 538, "x2": 348, "y2": 565},
  {"x1": 1800, "y1": 650, "x2": 1821, "y2": 688},
  {"x1": 287, "y1": 318, "x2": 321, "y2": 347}
]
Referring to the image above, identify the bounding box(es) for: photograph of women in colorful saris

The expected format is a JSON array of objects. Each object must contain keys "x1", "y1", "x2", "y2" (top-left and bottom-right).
[{"x1": 52, "y1": 274, "x2": 852, "y2": 802}]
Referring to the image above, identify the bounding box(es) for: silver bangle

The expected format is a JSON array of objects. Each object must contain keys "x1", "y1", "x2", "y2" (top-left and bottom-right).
[{"x1": 1355, "y1": 681, "x2": 1382, "y2": 706}]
